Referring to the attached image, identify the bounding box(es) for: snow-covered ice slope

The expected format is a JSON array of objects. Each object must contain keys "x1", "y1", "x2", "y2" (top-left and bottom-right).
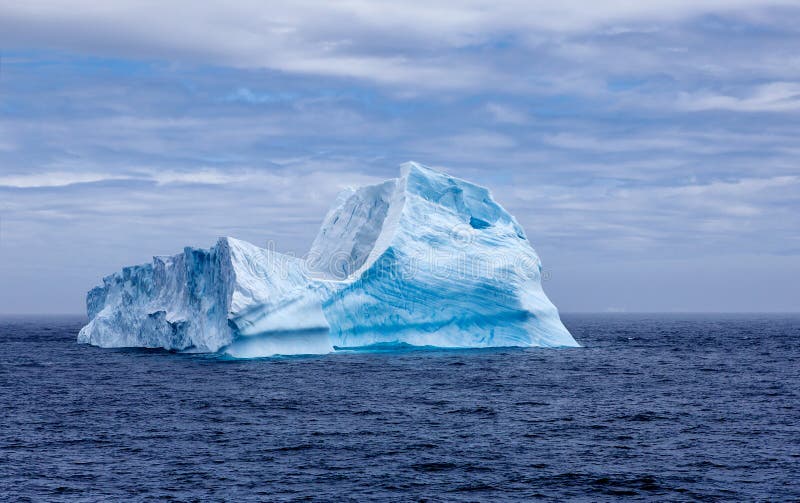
[{"x1": 79, "y1": 162, "x2": 578, "y2": 354}]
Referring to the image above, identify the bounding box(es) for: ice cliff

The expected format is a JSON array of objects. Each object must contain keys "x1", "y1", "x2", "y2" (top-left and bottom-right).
[{"x1": 79, "y1": 162, "x2": 578, "y2": 355}]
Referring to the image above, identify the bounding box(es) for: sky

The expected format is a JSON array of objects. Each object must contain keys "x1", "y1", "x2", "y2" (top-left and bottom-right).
[{"x1": 0, "y1": 1, "x2": 799, "y2": 314}]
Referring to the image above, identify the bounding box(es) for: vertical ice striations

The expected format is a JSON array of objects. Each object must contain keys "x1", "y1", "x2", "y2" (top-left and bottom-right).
[
  {"x1": 78, "y1": 238, "x2": 236, "y2": 351},
  {"x1": 317, "y1": 162, "x2": 577, "y2": 348},
  {"x1": 79, "y1": 162, "x2": 578, "y2": 355}
]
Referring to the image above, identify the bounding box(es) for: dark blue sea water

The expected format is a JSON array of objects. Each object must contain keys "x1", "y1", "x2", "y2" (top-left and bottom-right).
[{"x1": 1, "y1": 314, "x2": 798, "y2": 501}]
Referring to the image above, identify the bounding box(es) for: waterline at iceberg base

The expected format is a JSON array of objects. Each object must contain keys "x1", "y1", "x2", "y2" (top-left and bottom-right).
[{"x1": 79, "y1": 162, "x2": 579, "y2": 357}]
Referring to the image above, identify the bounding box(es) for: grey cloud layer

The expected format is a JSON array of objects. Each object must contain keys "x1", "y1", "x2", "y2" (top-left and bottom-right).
[
  {"x1": 3, "y1": 1, "x2": 800, "y2": 92},
  {"x1": 1, "y1": 1, "x2": 799, "y2": 312}
]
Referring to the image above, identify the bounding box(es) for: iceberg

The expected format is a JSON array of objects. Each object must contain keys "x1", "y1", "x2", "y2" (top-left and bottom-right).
[{"x1": 79, "y1": 162, "x2": 579, "y2": 355}]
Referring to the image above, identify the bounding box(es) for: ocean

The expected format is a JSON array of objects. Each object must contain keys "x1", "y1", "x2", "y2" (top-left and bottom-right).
[{"x1": 1, "y1": 314, "x2": 798, "y2": 501}]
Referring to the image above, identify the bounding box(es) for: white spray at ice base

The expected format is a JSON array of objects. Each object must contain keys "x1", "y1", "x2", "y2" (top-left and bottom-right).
[{"x1": 79, "y1": 163, "x2": 579, "y2": 356}]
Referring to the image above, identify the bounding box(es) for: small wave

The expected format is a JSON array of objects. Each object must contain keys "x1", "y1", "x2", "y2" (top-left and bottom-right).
[{"x1": 411, "y1": 462, "x2": 458, "y2": 472}]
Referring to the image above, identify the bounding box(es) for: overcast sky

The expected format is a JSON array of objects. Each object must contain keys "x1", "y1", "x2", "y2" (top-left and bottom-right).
[{"x1": 1, "y1": 1, "x2": 799, "y2": 314}]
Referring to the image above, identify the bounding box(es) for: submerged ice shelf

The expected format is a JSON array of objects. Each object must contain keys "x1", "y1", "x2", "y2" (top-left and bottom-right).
[{"x1": 79, "y1": 162, "x2": 579, "y2": 356}]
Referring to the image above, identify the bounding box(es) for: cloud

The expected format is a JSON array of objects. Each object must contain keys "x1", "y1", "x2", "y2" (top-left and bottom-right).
[
  {"x1": 0, "y1": 172, "x2": 131, "y2": 188},
  {"x1": 2, "y1": 1, "x2": 799, "y2": 89},
  {"x1": 542, "y1": 132, "x2": 690, "y2": 152},
  {"x1": 486, "y1": 103, "x2": 528, "y2": 124},
  {"x1": 0, "y1": 167, "x2": 384, "y2": 192},
  {"x1": 505, "y1": 174, "x2": 800, "y2": 253},
  {"x1": 679, "y1": 82, "x2": 800, "y2": 112},
  {"x1": 224, "y1": 88, "x2": 297, "y2": 104}
]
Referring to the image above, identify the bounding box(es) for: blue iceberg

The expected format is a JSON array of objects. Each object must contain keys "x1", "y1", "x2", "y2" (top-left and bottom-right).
[{"x1": 79, "y1": 162, "x2": 578, "y2": 356}]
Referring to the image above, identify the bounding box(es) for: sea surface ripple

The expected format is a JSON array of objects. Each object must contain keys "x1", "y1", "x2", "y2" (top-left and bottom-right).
[{"x1": 1, "y1": 314, "x2": 798, "y2": 501}]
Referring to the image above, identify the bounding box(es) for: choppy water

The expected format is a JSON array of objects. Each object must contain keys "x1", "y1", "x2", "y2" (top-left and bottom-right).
[{"x1": 1, "y1": 314, "x2": 798, "y2": 501}]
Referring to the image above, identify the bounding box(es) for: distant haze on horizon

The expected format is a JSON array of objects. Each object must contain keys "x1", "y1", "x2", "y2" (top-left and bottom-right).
[{"x1": 1, "y1": 1, "x2": 799, "y2": 314}]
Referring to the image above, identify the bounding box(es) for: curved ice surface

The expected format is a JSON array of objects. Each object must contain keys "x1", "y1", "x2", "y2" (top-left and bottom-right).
[
  {"x1": 319, "y1": 163, "x2": 575, "y2": 349},
  {"x1": 79, "y1": 162, "x2": 578, "y2": 356}
]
